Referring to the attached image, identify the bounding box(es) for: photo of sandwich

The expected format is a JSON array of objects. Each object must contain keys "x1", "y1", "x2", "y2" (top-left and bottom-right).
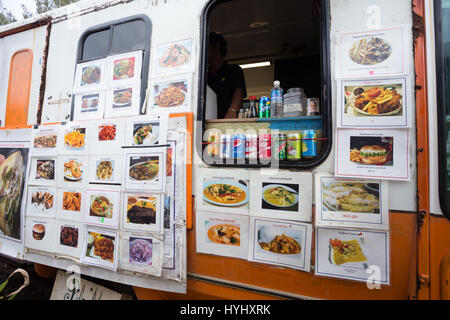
[
  {"x1": 32, "y1": 224, "x2": 45, "y2": 240},
  {"x1": 350, "y1": 137, "x2": 393, "y2": 166}
]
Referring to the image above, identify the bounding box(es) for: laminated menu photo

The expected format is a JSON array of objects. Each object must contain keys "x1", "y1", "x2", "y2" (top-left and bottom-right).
[
  {"x1": 337, "y1": 77, "x2": 412, "y2": 128},
  {"x1": 336, "y1": 25, "x2": 410, "y2": 79},
  {"x1": 81, "y1": 227, "x2": 118, "y2": 271},
  {"x1": 59, "y1": 123, "x2": 90, "y2": 155},
  {"x1": 105, "y1": 84, "x2": 141, "y2": 118},
  {"x1": 123, "y1": 147, "x2": 167, "y2": 192},
  {"x1": 83, "y1": 188, "x2": 121, "y2": 229},
  {"x1": 57, "y1": 188, "x2": 84, "y2": 221},
  {"x1": 126, "y1": 115, "x2": 168, "y2": 147},
  {"x1": 25, "y1": 217, "x2": 56, "y2": 253},
  {"x1": 89, "y1": 155, "x2": 123, "y2": 185},
  {"x1": 30, "y1": 125, "x2": 60, "y2": 156},
  {"x1": 154, "y1": 39, "x2": 194, "y2": 75},
  {"x1": 315, "y1": 227, "x2": 390, "y2": 285},
  {"x1": 248, "y1": 217, "x2": 312, "y2": 272},
  {"x1": 28, "y1": 157, "x2": 57, "y2": 186},
  {"x1": 90, "y1": 118, "x2": 126, "y2": 154},
  {"x1": 122, "y1": 192, "x2": 164, "y2": 234},
  {"x1": 72, "y1": 91, "x2": 106, "y2": 121},
  {"x1": 196, "y1": 167, "x2": 250, "y2": 215},
  {"x1": 335, "y1": 128, "x2": 410, "y2": 181},
  {"x1": 249, "y1": 170, "x2": 313, "y2": 222},
  {"x1": 196, "y1": 211, "x2": 249, "y2": 260},
  {"x1": 150, "y1": 75, "x2": 192, "y2": 114},
  {"x1": 26, "y1": 186, "x2": 57, "y2": 218},
  {"x1": 107, "y1": 50, "x2": 142, "y2": 87},
  {"x1": 315, "y1": 174, "x2": 389, "y2": 230},
  {"x1": 73, "y1": 58, "x2": 107, "y2": 93},
  {"x1": 54, "y1": 220, "x2": 84, "y2": 259},
  {"x1": 119, "y1": 231, "x2": 163, "y2": 277},
  {"x1": 57, "y1": 155, "x2": 89, "y2": 187}
]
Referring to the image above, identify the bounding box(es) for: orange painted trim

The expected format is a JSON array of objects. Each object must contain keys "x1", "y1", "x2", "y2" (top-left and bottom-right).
[
  {"x1": 5, "y1": 49, "x2": 33, "y2": 128},
  {"x1": 413, "y1": 0, "x2": 431, "y2": 300},
  {"x1": 169, "y1": 112, "x2": 194, "y2": 229},
  {"x1": 439, "y1": 253, "x2": 450, "y2": 299}
]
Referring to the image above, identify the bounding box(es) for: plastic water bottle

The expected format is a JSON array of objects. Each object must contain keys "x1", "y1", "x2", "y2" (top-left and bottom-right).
[{"x1": 270, "y1": 80, "x2": 284, "y2": 117}]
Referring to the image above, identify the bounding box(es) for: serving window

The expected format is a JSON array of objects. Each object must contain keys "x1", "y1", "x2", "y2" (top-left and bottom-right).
[
  {"x1": 198, "y1": 0, "x2": 331, "y2": 169},
  {"x1": 72, "y1": 15, "x2": 152, "y2": 120}
]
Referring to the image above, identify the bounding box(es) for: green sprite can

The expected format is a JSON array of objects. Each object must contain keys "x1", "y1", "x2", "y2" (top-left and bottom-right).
[
  {"x1": 287, "y1": 133, "x2": 302, "y2": 161},
  {"x1": 273, "y1": 133, "x2": 287, "y2": 160}
]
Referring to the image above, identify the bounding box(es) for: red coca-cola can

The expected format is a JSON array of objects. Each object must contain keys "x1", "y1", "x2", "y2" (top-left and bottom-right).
[
  {"x1": 245, "y1": 134, "x2": 258, "y2": 159},
  {"x1": 258, "y1": 133, "x2": 272, "y2": 160}
]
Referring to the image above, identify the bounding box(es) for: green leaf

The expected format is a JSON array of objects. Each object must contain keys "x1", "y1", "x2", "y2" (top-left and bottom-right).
[
  {"x1": 0, "y1": 279, "x2": 8, "y2": 294},
  {"x1": 7, "y1": 294, "x2": 16, "y2": 300}
]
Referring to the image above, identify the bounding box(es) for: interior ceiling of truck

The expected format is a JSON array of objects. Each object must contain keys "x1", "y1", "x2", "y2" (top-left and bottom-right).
[{"x1": 209, "y1": 0, "x2": 320, "y2": 63}]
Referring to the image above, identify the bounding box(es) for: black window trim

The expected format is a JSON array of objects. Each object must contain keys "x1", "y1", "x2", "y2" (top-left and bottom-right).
[
  {"x1": 70, "y1": 14, "x2": 152, "y2": 121},
  {"x1": 196, "y1": 0, "x2": 332, "y2": 170},
  {"x1": 434, "y1": 0, "x2": 450, "y2": 220}
]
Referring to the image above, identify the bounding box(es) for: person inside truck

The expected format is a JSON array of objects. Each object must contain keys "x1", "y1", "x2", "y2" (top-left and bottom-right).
[{"x1": 207, "y1": 32, "x2": 247, "y2": 119}]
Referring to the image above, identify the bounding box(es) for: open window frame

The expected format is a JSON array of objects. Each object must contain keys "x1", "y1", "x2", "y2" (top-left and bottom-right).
[
  {"x1": 434, "y1": 0, "x2": 450, "y2": 220},
  {"x1": 196, "y1": 0, "x2": 332, "y2": 170},
  {"x1": 70, "y1": 14, "x2": 152, "y2": 121}
]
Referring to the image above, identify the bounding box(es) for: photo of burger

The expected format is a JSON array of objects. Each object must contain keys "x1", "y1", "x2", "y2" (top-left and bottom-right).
[
  {"x1": 32, "y1": 224, "x2": 45, "y2": 240},
  {"x1": 350, "y1": 137, "x2": 393, "y2": 166}
]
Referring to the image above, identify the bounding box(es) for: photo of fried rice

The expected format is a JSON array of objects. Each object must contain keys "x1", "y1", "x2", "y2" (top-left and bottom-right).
[{"x1": 154, "y1": 85, "x2": 186, "y2": 108}]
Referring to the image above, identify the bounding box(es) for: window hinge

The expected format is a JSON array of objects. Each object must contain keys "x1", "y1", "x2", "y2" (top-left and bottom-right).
[{"x1": 417, "y1": 210, "x2": 427, "y2": 232}]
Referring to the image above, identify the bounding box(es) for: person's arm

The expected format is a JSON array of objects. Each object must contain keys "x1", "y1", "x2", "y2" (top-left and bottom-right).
[{"x1": 224, "y1": 87, "x2": 245, "y2": 119}]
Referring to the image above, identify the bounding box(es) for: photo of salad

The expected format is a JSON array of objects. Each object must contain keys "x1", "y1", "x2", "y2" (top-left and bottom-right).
[
  {"x1": 113, "y1": 57, "x2": 135, "y2": 80},
  {"x1": 129, "y1": 237, "x2": 153, "y2": 265}
]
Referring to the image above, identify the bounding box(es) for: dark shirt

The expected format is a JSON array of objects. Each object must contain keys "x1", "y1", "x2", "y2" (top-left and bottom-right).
[{"x1": 207, "y1": 62, "x2": 247, "y2": 119}]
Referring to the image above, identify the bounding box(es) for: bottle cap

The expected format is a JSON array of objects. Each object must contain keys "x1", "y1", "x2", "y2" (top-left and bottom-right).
[
  {"x1": 249, "y1": 96, "x2": 257, "y2": 100},
  {"x1": 274, "y1": 80, "x2": 280, "y2": 86}
]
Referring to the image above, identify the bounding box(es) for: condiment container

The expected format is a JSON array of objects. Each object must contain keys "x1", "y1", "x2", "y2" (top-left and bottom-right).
[{"x1": 283, "y1": 88, "x2": 307, "y2": 117}]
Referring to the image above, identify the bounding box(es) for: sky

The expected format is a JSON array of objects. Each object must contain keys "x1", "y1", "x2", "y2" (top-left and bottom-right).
[{"x1": 2, "y1": 0, "x2": 37, "y2": 20}]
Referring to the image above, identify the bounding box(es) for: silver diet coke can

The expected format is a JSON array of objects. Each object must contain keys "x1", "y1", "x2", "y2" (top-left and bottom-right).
[{"x1": 220, "y1": 134, "x2": 232, "y2": 159}]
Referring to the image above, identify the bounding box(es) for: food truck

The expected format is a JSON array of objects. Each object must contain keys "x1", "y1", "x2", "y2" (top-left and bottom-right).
[{"x1": 0, "y1": 0, "x2": 449, "y2": 300}]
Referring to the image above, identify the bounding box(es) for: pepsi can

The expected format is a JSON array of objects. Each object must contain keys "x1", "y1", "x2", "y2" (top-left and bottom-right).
[
  {"x1": 232, "y1": 134, "x2": 246, "y2": 159},
  {"x1": 220, "y1": 134, "x2": 232, "y2": 159}
]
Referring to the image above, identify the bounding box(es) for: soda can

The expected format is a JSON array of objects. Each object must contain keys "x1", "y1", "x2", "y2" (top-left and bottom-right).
[
  {"x1": 245, "y1": 134, "x2": 258, "y2": 159},
  {"x1": 287, "y1": 133, "x2": 302, "y2": 161},
  {"x1": 206, "y1": 131, "x2": 220, "y2": 158},
  {"x1": 302, "y1": 130, "x2": 318, "y2": 158},
  {"x1": 307, "y1": 98, "x2": 320, "y2": 116},
  {"x1": 220, "y1": 134, "x2": 232, "y2": 159},
  {"x1": 273, "y1": 133, "x2": 287, "y2": 160},
  {"x1": 258, "y1": 133, "x2": 272, "y2": 160},
  {"x1": 232, "y1": 134, "x2": 246, "y2": 159},
  {"x1": 259, "y1": 97, "x2": 271, "y2": 118}
]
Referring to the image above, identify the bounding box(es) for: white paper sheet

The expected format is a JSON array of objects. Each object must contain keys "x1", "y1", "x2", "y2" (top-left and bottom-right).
[
  {"x1": 89, "y1": 118, "x2": 126, "y2": 154},
  {"x1": 57, "y1": 188, "x2": 85, "y2": 222},
  {"x1": 149, "y1": 75, "x2": 192, "y2": 114},
  {"x1": 25, "y1": 217, "x2": 56, "y2": 253},
  {"x1": 73, "y1": 58, "x2": 107, "y2": 93},
  {"x1": 54, "y1": 219, "x2": 84, "y2": 259},
  {"x1": 26, "y1": 186, "x2": 57, "y2": 218},
  {"x1": 89, "y1": 155, "x2": 123, "y2": 185},
  {"x1": 81, "y1": 226, "x2": 118, "y2": 271},
  {"x1": 196, "y1": 211, "x2": 249, "y2": 260},
  {"x1": 315, "y1": 227, "x2": 390, "y2": 285},
  {"x1": 153, "y1": 39, "x2": 194, "y2": 75},
  {"x1": 248, "y1": 217, "x2": 312, "y2": 272},
  {"x1": 335, "y1": 128, "x2": 410, "y2": 181},
  {"x1": 30, "y1": 125, "x2": 60, "y2": 156},
  {"x1": 249, "y1": 170, "x2": 313, "y2": 222},
  {"x1": 28, "y1": 156, "x2": 58, "y2": 186},
  {"x1": 125, "y1": 115, "x2": 168, "y2": 147},
  {"x1": 121, "y1": 192, "x2": 164, "y2": 234},
  {"x1": 57, "y1": 155, "x2": 89, "y2": 187},
  {"x1": 83, "y1": 188, "x2": 121, "y2": 229},
  {"x1": 105, "y1": 84, "x2": 141, "y2": 118},
  {"x1": 315, "y1": 174, "x2": 389, "y2": 230},
  {"x1": 107, "y1": 51, "x2": 142, "y2": 87}
]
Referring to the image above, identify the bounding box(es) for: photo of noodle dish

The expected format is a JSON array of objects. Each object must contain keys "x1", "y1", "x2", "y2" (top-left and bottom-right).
[
  {"x1": 349, "y1": 37, "x2": 392, "y2": 65},
  {"x1": 153, "y1": 82, "x2": 187, "y2": 108},
  {"x1": 128, "y1": 156, "x2": 159, "y2": 182},
  {"x1": 203, "y1": 180, "x2": 248, "y2": 207},
  {"x1": 344, "y1": 85, "x2": 403, "y2": 117},
  {"x1": 322, "y1": 181, "x2": 380, "y2": 214},
  {"x1": 261, "y1": 183, "x2": 299, "y2": 212}
]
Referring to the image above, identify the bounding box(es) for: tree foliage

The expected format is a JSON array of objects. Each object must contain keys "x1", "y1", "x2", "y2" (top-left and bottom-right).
[
  {"x1": 35, "y1": 0, "x2": 80, "y2": 14},
  {"x1": 0, "y1": 1, "x2": 17, "y2": 26}
]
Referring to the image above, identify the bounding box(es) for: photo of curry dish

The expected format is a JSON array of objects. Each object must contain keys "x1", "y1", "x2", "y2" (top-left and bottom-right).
[
  {"x1": 349, "y1": 37, "x2": 392, "y2": 65},
  {"x1": 81, "y1": 66, "x2": 101, "y2": 85},
  {"x1": 329, "y1": 238, "x2": 367, "y2": 266},
  {"x1": 351, "y1": 87, "x2": 402, "y2": 116},
  {"x1": 263, "y1": 185, "x2": 298, "y2": 208},
  {"x1": 259, "y1": 234, "x2": 301, "y2": 255},
  {"x1": 90, "y1": 196, "x2": 111, "y2": 218},
  {"x1": 129, "y1": 161, "x2": 159, "y2": 181},
  {"x1": 203, "y1": 183, "x2": 246, "y2": 206},
  {"x1": 207, "y1": 224, "x2": 240, "y2": 246},
  {"x1": 322, "y1": 182, "x2": 380, "y2": 213}
]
